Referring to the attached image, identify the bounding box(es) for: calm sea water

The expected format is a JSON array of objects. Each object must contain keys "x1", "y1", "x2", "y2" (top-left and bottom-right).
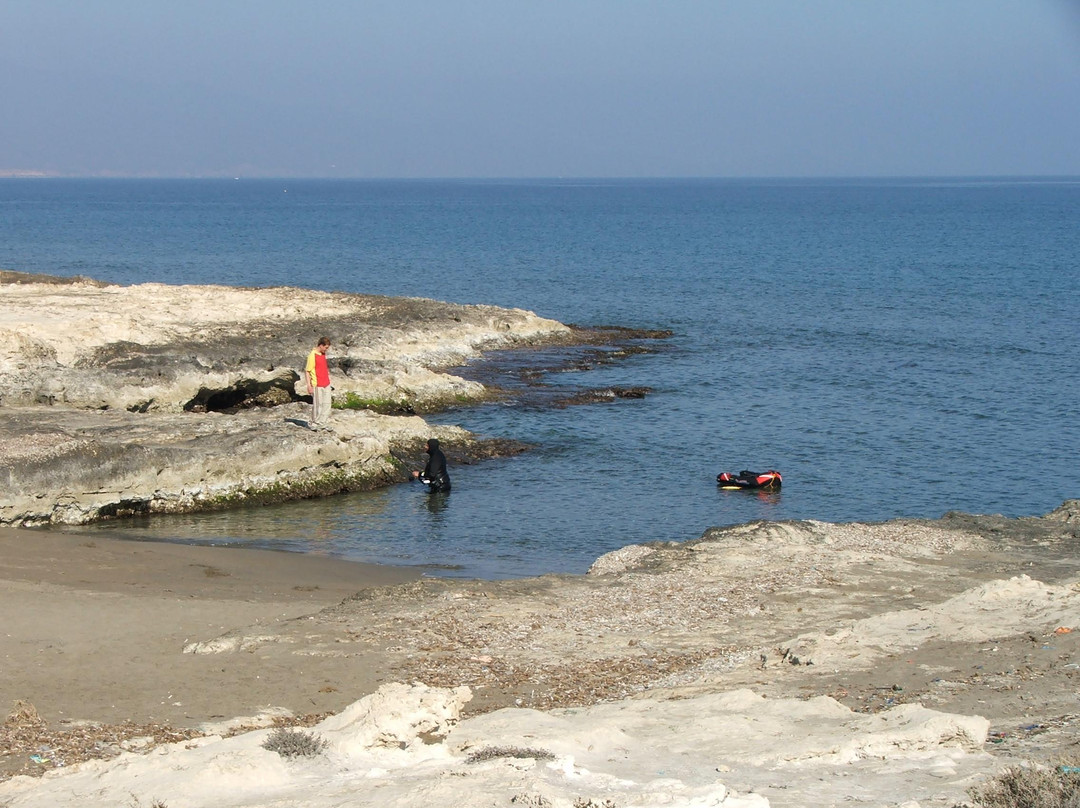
[{"x1": 2, "y1": 178, "x2": 1078, "y2": 578}]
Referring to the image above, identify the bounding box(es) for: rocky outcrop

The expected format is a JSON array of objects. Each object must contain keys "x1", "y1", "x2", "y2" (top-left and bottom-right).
[
  {"x1": 1046, "y1": 498, "x2": 1080, "y2": 525},
  {"x1": 0, "y1": 272, "x2": 572, "y2": 413},
  {"x1": 0, "y1": 403, "x2": 518, "y2": 526},
  {"x1": 0, "y1": 273, "x2": 565, "y2": 525}
]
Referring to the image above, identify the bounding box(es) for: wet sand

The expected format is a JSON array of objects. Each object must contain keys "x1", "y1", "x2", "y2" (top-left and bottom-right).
[{"x1": 0, "y1": 527, "x2": 419, "y2": 732}]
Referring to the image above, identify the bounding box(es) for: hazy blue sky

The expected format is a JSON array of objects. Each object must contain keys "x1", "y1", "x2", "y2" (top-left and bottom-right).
[{"x1": 2, "y1": 1, "x2": 1079, "y2": 177}]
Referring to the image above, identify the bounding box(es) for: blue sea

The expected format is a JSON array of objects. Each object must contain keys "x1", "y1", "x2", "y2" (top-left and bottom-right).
[{"x1": 1, "y1": 178, "x2": 1078, "y2": 578}]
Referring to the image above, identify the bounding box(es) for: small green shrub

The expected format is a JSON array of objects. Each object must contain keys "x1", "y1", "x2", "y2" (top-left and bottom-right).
[
  {"x1": 261, "y1": 727, "x2": 329, "y2": 759},
  {"x1": 332, "y1": 392, "x2": 411, "y2": 413}
]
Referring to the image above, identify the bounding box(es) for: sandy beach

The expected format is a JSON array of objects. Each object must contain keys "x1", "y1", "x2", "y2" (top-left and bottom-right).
[
  {"x1": 0, "y1": 528, "x2": 419, "y2": 737},
  {"x1": 2, "y1": 506, "x2": 1078, "y2": 806}
]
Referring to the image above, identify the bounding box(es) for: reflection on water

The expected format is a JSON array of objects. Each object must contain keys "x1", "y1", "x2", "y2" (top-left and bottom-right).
[
  {"x1": 716, "y1": 489, "x2": 783, "y2": 509},
  {"x1": 423, "y1": 491, "x2": 451, "y2": 516},
  {"x1": 65, "y1": 487, "x2": 403, "y2": 558}
]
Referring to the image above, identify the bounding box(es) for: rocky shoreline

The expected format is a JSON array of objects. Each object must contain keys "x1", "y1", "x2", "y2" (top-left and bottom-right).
[
  {"x1": 0, "y1": 271, "x2": 616, "y2": 526},
  {"x1": 2, "y1": 504, "x2": 1078, "y2": 806}
]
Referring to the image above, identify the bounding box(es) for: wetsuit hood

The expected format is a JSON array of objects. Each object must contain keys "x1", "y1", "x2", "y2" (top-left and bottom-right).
[{"x1": 426, "y1": 438, "x2": 439, "y2": 454}]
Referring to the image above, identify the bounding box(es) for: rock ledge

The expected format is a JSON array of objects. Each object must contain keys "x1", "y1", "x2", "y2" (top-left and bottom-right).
[{"x1": 0, "y1": 273, "x2": 569, "y2": 525}]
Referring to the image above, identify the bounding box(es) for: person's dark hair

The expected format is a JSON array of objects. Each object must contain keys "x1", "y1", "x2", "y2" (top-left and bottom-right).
[{"x1": 317, "y1": 336, "x2": 331, "y2": 347}]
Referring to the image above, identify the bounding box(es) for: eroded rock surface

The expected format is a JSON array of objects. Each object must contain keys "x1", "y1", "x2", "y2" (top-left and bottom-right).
[
  {"x1": 188, "y1": 509, "x2": 1080, "y2": 746},
  {"x1": 0, "y1": 271, "x2": 571, "y2": 412},
  {"x1": 0, "y1": 273, "x2": 568, "y2": 524}
]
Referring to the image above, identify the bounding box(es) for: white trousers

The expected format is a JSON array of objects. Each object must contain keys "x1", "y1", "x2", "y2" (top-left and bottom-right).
[{"x1": 312, "y1": 386, "x2": 332, "y2": 426}]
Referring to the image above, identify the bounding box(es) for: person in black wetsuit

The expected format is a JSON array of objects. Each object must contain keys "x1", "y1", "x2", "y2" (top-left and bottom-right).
[{"x1": 412, "y1": 438, "x2": 451, "y2": 492}]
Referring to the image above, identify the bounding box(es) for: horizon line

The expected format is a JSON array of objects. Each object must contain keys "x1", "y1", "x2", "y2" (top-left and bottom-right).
[{"x1": 3, "y1": 172, "x2": 1080, "y2": 182}]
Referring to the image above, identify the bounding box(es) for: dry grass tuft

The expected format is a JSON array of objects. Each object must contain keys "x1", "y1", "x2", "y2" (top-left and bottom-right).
[
  {"x1": 261, "y1": 727, "x2": 328, "y2": 759},
  {"x1": 1, "y1": 700, "x2": 202, "y2": 782},
  {"x1": 967, "y1": 761, "x2": 1080, "y2": 808},
  {"x1": 465, "y1": 745, "x2": 556, "y2": 764}
]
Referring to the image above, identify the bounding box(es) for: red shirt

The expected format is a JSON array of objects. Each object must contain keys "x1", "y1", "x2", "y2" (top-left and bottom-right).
[
  {"x1": 306, "y1": 349, "x2": 331, "y2": 387},
  {"x1": 314, "y1": 353, "x2": 330, "y2": 387}
]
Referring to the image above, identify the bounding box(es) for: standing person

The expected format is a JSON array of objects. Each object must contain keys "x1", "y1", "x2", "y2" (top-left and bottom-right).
[
  {"x1": 305, "y1": 337, "x2": 332, "y2": 431},
  {"x1": 412, "y1": 438, "x2": 451, "y2": 492}
]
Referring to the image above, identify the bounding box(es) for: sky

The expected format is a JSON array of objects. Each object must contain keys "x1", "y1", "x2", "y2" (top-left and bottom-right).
[{"x1": 2, "y1": 0, "x2": 1079, "y2": 178}]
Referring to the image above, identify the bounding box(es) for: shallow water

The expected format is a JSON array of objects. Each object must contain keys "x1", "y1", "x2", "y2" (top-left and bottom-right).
[{"x1": 3, "y1": 178, "x2": 1078, "y2": 578}]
